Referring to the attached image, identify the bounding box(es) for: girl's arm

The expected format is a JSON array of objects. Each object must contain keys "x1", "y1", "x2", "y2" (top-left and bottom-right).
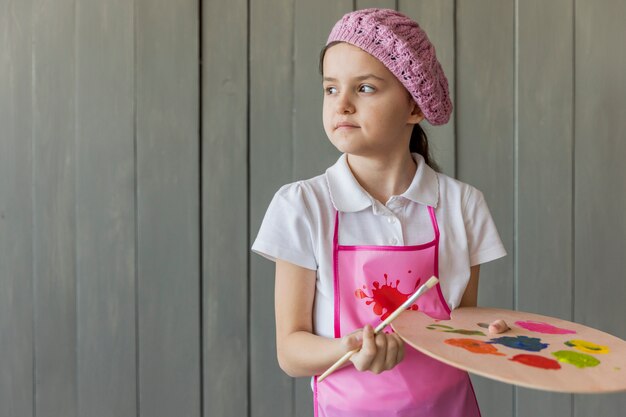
[
  {"x1": 459, "y1": 265, "x2": 480, "y2": 307},
  {"x1": 275, "y1": 259, "x2": 404, "y2": 377},
  {"x1": 460, "y1": 265, "x2": 508, "y2": 333}
]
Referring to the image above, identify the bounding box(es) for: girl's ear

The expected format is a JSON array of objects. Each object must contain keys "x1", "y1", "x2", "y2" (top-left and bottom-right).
[{"x1": 407, "y1": 100, "x2": 425, "y2": 124}]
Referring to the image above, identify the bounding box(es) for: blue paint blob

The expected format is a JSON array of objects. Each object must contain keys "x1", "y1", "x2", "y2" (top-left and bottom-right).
[{"x1": 489, "y1": 335, "x2": 548, "y2": 352}]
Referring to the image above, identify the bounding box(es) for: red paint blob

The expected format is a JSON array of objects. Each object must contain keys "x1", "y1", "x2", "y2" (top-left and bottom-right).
[
  {"x1": 355, "y1": 274, "x2": 421, "y2": 320},
  {"x1": 510, "y1": 354, "x2": 561, "y2": 370}
]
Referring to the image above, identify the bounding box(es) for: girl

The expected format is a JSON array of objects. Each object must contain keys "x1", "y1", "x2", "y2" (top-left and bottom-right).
[{"x1": 253, "y1": 8, "x2": 507, "y2": 417}]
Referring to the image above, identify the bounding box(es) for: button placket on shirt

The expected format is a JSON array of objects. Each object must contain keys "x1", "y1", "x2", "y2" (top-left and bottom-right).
[{"x1": 382, "y1": 198, "x2": 403, "y2": 245}]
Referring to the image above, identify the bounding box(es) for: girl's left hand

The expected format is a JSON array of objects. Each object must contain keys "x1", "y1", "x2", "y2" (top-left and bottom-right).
[{"x1": 488, "y1": 319, "x2": 509, "y2": 334}]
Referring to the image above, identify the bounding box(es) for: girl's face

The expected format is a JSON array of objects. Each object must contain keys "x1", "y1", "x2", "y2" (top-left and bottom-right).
[{"x1": 322, "y1": 42, "x2": 423, "y2": 158}]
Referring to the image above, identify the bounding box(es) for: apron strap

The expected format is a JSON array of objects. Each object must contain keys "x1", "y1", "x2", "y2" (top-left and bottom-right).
[
  {"x1": 333, "y1": 211, "x2": 341, "y2": 338},
  {"x1": 428, "y1": 205, "x2": 440, "y2": 240}
]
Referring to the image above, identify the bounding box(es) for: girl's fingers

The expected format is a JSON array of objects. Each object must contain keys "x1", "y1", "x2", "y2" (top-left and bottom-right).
[
  {"x1": 350, "y1": 328, "x2": 407, "y2": 373},
  {"x1": 488, "y1": 319, "x2": 510, "y2": 334},
  {"x1": 396, "y1": 336, "x2": 405, "y2": 364},
  {"x1": 384, "y1": 333, "x2": 400, "y2": 371},
  {"x1": 370, "y1": 333, "x2": 388, "y2": 374},
  {"x1": 393, "y1": 333, "x2": 405, "y2": 365},
  {"x1": 388, "y1": 333, "x2": 405, "y2": 369},
  {"x1": 351, "y1": 325, "x2": 376, "y2": 371}
]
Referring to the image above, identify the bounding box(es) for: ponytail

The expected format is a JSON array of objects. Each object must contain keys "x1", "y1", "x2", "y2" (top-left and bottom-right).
[{"x1": 409, "y1": 124, "x2": 440, "y2": 172}]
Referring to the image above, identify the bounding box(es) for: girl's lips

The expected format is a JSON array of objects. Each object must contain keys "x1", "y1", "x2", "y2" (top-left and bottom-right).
[{"x1": 335, "y1": 122, "x2": 360, "y2": 129}]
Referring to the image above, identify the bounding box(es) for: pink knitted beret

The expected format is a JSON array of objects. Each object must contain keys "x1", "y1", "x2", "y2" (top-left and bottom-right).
[{"x1": 327, "y1": 8, "x2": 452, "y2": 125}]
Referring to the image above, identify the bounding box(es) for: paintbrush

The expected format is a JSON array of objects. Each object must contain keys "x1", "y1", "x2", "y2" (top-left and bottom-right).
[{"x1": 317, "y1": 276, "x2": 439, "y2": 382}]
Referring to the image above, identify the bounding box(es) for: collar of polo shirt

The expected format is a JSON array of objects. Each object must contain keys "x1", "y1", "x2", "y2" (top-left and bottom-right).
[{"x1": 325, "y1": 153, "x2": 440, "y2": 212}]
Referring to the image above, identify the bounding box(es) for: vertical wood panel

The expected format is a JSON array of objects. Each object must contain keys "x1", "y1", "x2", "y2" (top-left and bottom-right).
[
  {"x1": 0, "y1": 1, "x2": 34, "y2": 416},
  {"x1": 202, "y1": 0, "x2": 248, "y2": 416},
  {"x1": 31, "y1": 0, "x2": 77, "y2": 415},
  {"x1": 293, "y1": 0, "x2": 352, "y2": 181},
  {"x1": 292, "y1": 1, "x2": 352, "y2": 413},
  {"x1": 516, "y1": 1, "x2": 574, "y2": 416},
  {"x1": 75, "y1": 0, "x2": 136, "y2": 415},
  {"x1": 574, "y1": 0, "x2": 626, "y2": 415},
  {"x1": 249, "y1": 1, "x2": 295, "y2": 416},
  {"x1": 4, "y1": 3, "x2": 626, "y2": 417},
  {"x1": 400, "y1": 0, "x2": 456, "y2": 177},
  {"x1": 136, "y1": 0, "x2": 201, "y2": 416},
  {"x1": 456, "y1": 2, "x2": 515, "y2": 416},
  {"x1": 357, "y1": 0, "x2": 395, "y2": 11}
]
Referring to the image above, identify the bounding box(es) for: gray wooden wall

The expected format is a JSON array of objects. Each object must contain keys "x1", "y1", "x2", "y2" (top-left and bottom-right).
[{"x1": 1, "y1": 0, "x2": 625, "y2": 416}]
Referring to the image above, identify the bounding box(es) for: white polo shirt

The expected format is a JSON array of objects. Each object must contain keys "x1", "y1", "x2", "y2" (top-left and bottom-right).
[{"x1": 252, "y1": 153, "x2": 506, "y2": 338}]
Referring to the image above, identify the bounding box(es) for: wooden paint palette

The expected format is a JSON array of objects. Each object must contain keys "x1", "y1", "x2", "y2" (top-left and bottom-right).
[{"x1": 391, "y1": 307, "x2": 626, "y2": 393}]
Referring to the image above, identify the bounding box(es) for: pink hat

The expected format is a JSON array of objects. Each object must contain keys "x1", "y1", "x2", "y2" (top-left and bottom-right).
[{"x1": 327, "y1": 8, "x2": 452, "y2": 125}]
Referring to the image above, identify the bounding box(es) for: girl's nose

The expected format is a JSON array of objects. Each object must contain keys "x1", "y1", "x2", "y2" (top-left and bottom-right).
[{"x1": 336, "y1": 93, "x2": 355, "y2": 114}]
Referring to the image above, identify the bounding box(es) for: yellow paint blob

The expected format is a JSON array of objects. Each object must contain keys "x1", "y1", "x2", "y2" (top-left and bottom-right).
[{"x1": 564, "y1": 339, "x2": 610, "y2": 354}]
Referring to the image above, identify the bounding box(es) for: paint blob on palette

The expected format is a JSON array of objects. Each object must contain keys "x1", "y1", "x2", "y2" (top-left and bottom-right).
[
  {"x1": 510, "y1": 354, "x2": 561, "y2": 370},
  {"x1": 552, "y1": 350, "x2": 601, "y2": 368},
  {"x1": 427, "y1": 324, "x2": 486, "y2": 336},
  {"x1": 489, "y1": 335, "x2": 548, "y2": 352},
  {"x1": 515, "y1": 320, "x2": 576, "y2": 335},
  {"x1": 392, "y1": 307, "x2": 626, "y2": 393},
  {"x1": 444, "y1": 338, "x2": 505, "y2": 356},
  {"x1": 565, "y1": 339, "x2": 610, "y2": 354}
]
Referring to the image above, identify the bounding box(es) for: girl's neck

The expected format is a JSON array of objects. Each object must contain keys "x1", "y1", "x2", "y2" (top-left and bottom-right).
[{"x1": 346, "y1": 151, "x2": 417, "y2": 205}]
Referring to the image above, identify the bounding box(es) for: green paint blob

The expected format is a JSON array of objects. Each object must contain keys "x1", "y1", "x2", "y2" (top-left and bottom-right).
[
  {"x1": 552, "y1": 350, "x2": 601, "y2": 368},
  {"x1": 426, "y1": 324, "x2": 485, "y2": 336},
  {"x1": 447, "y1": 329, "x2": 486, "y2": 336}
]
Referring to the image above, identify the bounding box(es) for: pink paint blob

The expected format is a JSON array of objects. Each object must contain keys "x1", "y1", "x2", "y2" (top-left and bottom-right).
[{"x1": 515, "y1": 320, "x2": 576, "y2": 335}]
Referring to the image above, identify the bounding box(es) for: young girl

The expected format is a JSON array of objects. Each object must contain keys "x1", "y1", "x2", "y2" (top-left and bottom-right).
[{"x1": 253, "y1": 8, "x2": 507, "y2": 417}]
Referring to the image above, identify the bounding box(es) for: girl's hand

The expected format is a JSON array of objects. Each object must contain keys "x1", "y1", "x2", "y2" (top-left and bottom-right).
[
  {"x1": 488, "y1": 319, "x2": 509, "y2": 334},
  {"x1": 342, "y1": 325, "x2": 405, "y2": 374}
]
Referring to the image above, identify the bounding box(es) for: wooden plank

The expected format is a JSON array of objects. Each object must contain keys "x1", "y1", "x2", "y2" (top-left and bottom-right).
[
  {"x1": 516, "y1": 0, "x2": 574, "y2": 415},
  {"x1": 0, "y1": 1, "x2": 34, "y2": 416},
  {"x1": 356, "y1": 0, "x2": 395, "y2": 11},
  {"x1": 292, "y1": 0, "x2": 352, "y2": 181},
  {"x1": 574, "y1": 0, "x2": 626, "y2": 415},
  {"x1": 135, "y1": 1, "x2": 201, "y2": 416},
  {"x1": 294, "y1": 380, "x2": 312, "y2": 417},
  {"x1": 399, "y1": 0, "x2": 456, "y2": 176},
  {"x1": 202, "y1": 0, "x2": 248, "y2": 416},
  {"x1": 290, "y1": 1, "x2": 353, "y2": 415},
  {"x1": 75, "y1": 1, "x2": 136, "y2": 415},
  {"x1": 31, "y1": 0, "x2": 78, "y2": 416},
  {"x1": 456, "y1": 1, "x2": 515, "y2": 416},
  {"x1": 249, "y1": 0, "x2": 296, "y2": 416}
]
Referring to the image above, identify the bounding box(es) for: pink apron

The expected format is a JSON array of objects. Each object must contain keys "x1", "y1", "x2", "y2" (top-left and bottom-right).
[{"x1": 314, "y1": 207, "x2": 481, "y2": 417}]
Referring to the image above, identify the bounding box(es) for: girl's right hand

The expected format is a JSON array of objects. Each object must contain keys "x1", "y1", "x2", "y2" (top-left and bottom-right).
[{"x1": 342, "y1": 325, "x2": 405, "y2": 374}]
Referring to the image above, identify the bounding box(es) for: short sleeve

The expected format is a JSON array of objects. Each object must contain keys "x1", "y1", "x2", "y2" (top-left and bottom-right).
[
  {"x1": 251, "y1": 183, "x2": 318, "y2": 271},
  {"x1": 463, "y1": 187, "x2": 507, "y2": 266}
]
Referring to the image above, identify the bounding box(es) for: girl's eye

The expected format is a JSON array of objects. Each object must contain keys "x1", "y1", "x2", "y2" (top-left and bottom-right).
[
  {"x1": 325, "y1": 86, "x2": 337, "y2": 95},
  {"x1": 359, "y1": 84, "x2": 375, "y2": 93}
]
